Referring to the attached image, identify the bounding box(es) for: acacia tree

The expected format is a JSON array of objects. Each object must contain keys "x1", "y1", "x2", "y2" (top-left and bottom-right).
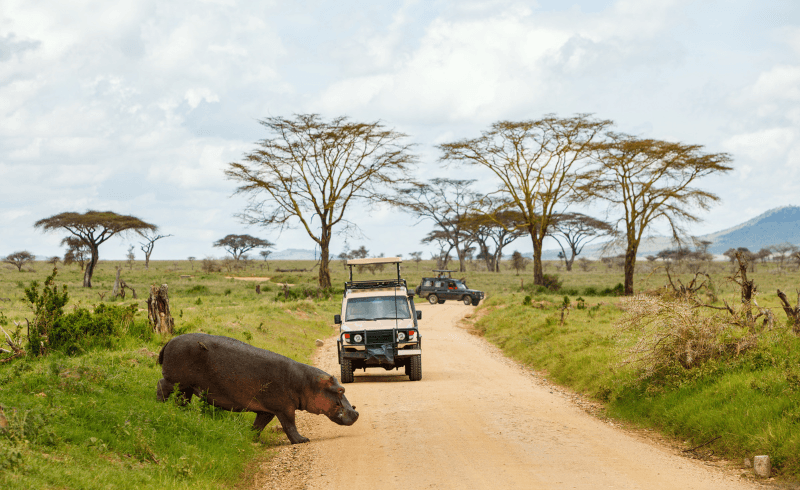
[
  {"x1": 461, "y1": 198, "x2": 527, "y2": 273},
  {"x1": 3, "y1": 251, "x2": 35, "y2": 272},
  {"x1": 213, "y1": 234, "x2": 273, "y2": 261},
  {"x1": 394, "y1": 179, "x2": 479, "y2": 272},
  {"x1": 439, "y1": 114, "x2": 611, "y2": 285},
  {"x1": 549, "y1": 213, "x2": 614, "y2": 271},
  {"x1": 35, "y1": 211, "x2": 157, "y2": 287},
  {"x1": 139, "y1": 231, "x2": 173, "y2": 269},
  {"x1": 421, "y1": 229, "x2": 456, "y2": 269},
  {"x1": 583, "y1": 134, "x2": 733, "y2": 295},
  {"x1": 226, "y1": 114, "x2": 416, "y2": 288},
  {"x1": 61, "y1": 236, "x2": 90, "y2": 270}
]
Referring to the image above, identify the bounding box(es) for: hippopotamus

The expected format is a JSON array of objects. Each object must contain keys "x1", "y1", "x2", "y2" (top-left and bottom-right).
[{"x1": 156, "y1": 333, "x2": 358, "y2": 444}]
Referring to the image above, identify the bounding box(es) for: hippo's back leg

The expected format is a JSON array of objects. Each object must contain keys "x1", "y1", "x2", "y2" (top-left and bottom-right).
[
  {"x1": 156, "y1": 378, "x2": 193, "y2": 405},
  {"x1": 156, "y1": 378, "x2": 173, "y2": 402},
  {"x1": 252, "y1": 412, "x2": 275, "y2": 433}
]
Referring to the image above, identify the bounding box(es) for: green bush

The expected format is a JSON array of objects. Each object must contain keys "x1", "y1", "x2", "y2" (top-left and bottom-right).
[
  {"x1": 185, "y1": 285, "x2": 210, "y2": 295},
  {"x1": 542, "y1": 274, "x2": 562, "y2": 291},
  {"x1": 49, "y1": 303, "x2": 138, "y2": 353},
  {"x1": 601, "y1": 283, "x2": 625, "y2": 296},
  {"x1": 24, "y1": 268, "x2": 69, "y2": 356}
]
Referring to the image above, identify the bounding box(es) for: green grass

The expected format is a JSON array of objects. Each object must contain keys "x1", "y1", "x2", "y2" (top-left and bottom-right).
[
  {"x1": 0, "y1": 260, "x2": 337, "y2": 489},
  {"x1": 471, "y1": 267, "x2": 800, "y2": 479},
  {"x1": 5, "y1": 256, "x2": 800, "y2": 484}
]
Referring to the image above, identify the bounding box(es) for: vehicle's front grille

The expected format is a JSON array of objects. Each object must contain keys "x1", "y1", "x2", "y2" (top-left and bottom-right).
[{"x1": 366, "y1": 330, "x2": 393, "y2": 344}]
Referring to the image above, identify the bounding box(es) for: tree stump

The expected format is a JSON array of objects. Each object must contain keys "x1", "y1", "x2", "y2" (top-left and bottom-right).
[
  {"x1": 255, "y1": 284, "x2": 261, "y2": 294},
  {"x1": 147, "y1": 284, "x2": 174, "y2": 334}
]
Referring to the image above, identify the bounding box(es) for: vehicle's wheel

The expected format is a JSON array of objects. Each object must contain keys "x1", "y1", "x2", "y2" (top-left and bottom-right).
[
  {"x1": 471, "y1": 297, "x2": 480, "y2": 306},
  {"x1": 463, "y1": 295, "x2": 471, "y2": 305},
  {"x1": 437, "y1": 299, "x2": 445, "y2": 304},
  {"x1": 340, "y1": 358, "x2": 354, "y2": 383},
  {"x1": 408, "y1": 355, "x2": 422, "y2": 381},
  {"x1": 428, "y1": 294, "x2": 438, "y2": 305}
]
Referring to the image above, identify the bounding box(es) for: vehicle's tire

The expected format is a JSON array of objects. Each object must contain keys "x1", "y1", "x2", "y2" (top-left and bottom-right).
[
  {"x1": 462, "y1": 295, "x2": 471, "y2": 305},
  {"x1": 408, "y1": 355, "x2": 422, "y2": 381},
  {"x1": 437, "y1": 299, "x2": 446, "y2": 304},
  {"x1": 471, "y1": 297, "x2": 480, "y2": 306},
  {"x1": 428, "y1": 294, "x2": 438, "y2": 305},
  {"x1": 340, "y1": 358, "x2": 354, "y2": 383}
]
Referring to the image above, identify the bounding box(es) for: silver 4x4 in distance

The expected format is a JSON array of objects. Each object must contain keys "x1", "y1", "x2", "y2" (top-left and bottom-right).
[{"x1": 334, "y1": 257, "x2": 422, "y2": 383}]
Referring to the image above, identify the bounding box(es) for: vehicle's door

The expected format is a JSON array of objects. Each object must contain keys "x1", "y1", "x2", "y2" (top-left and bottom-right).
[
  {"x1": 433, "y1": 279, "x2": 447, "y2": 300},
  {"x1": 443, "y1": 280, "x2": 459, "y2": 300}
]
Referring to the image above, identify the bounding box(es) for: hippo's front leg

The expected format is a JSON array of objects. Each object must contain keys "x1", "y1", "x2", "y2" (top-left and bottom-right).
[{"x1": 276, "y1": 410, "x2": 309, "y2": 444}]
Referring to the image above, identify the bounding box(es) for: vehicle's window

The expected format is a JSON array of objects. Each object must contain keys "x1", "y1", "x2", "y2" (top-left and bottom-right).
[
  {"x1": 423, "y1": 280, "x2": 432, "y2": 287},
  {"x1": 345, "y1": 296, "x2": 411, "y2": 321},
  {"x1": 434, "y1": 281, "x2": 443, "y2": 288},
  {"x1": 455, "y1": 282, "x2": 466, "y2": 290}
]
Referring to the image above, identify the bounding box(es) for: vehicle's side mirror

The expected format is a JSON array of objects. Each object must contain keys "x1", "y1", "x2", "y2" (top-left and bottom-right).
[
  {"x1": 334, "y1": 314, "x2": 341, "y2": 325},
  {"x1": 416, "y1": 311, "x2": 422, "y2": 320}
]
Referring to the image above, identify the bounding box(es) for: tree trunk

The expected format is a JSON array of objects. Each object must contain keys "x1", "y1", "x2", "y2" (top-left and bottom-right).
[
  {"x1": 113, "y1": 267, "x2": 121, "y2": 296},
  {"x1": 530, "y1": 228, "x2": 544, "y2": 285},
  {"x1": 318, "y1": 231, "x2": 331, "y2": 289},
  {"x1": 623, "y1": 246, "x2": 637, "y2": 295},
  {"x1": 565, "y1": 252, "x2": 575, "y2": 272},
  {"x1": 83, "y1": 245, "x2": 99, "y2": 288},
  {"x1": 144, "y1": 253, "x2": 151, "y2": 270},
  {"x1": 147, "y1": 284, "x2": 174, "y2": 334}
]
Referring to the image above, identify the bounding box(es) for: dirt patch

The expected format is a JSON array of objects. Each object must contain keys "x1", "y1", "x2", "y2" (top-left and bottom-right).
[{"x1": 226, "y1": 277, "x2": 271, "y2": 281}]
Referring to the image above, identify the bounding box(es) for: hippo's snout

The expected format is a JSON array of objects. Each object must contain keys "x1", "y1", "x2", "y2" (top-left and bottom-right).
[{"x1": 336, "y1": 407, "x2": 359, "y2": 426}]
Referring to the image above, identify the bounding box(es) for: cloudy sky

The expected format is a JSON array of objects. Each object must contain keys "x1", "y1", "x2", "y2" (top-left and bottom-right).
[{"x1": 2, "y1": 0, "x2": 799, "y2": 262}]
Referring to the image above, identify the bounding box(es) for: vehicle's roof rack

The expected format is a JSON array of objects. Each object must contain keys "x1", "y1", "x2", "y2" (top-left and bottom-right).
[
  {"x1": 344, "y1": 278, "x2": 407, "y2": 291},
  {"x1": 346, "y1": 256, "x2": 403, "y2": 282}
]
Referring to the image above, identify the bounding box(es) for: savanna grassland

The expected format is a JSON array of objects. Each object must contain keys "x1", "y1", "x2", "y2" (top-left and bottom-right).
[{"x1": 3, "y1": 256, "x2": 800, "y2": 487}]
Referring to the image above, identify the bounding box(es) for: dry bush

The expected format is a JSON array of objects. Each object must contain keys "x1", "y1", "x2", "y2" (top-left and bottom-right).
[
  {"x1": 616, "y1": 295, "x2": 758, "y2": 379},
  {"x1": 201, "y1": 257, "x2": 221, "y2": 273}
]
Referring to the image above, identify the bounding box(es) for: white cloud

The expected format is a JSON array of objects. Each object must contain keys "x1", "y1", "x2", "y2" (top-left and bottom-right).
[
  {"x1": 1, "y1": 0, "x2": 799, "y2": 259},
  {"x1": 723, "y1": 127, "x2": 796, "y2": 163}
]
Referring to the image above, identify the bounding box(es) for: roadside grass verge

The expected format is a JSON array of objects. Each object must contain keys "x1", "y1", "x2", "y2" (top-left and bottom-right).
[
  {"x1": 472, "y1": 291, "x2": 800, "y2": 478},
  {"x1": 0, "y1": 263, "x2": 338, "y2": 489}
]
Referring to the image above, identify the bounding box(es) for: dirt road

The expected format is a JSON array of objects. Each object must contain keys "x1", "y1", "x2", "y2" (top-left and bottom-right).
[{"x1": 255, "y1": 303, "x2": 760, "y2": 490}]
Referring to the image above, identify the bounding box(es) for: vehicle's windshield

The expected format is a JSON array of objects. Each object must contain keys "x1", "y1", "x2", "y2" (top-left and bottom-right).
[{"x1": 345, "y1": 296, "x2": 411, "y2": 321}]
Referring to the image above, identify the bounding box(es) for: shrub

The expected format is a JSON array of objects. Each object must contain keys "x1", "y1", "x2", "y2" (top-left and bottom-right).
[
  {"x1": 600, "y1": 283, "x2": 624, "y2": 296},
  {"x1": 50, "y1": 303, "x2": 138, "y2": 353},
  {"x1": 186, "y1": 285, "x2": 210, "y2": 295},
  {"x1": 541, "y1": 274, "x2": 562, "y2": 292},
  {"x1": 615, "y1": 295, "x2": 758, "y2": 379},
  {"x1": 24, "y1": 267, "x2": 69, "y2": 356}
]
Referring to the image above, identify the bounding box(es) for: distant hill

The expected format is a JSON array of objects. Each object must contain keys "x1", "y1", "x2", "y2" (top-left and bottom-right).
[
  {"x1": 701, "y1": 205, "x2": 800, "y2": 254},
  {"x1": 539, "y1": 205, "x2": 800, "y2": 259}
]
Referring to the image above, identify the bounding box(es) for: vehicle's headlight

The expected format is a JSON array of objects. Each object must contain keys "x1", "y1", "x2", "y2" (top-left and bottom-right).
[
  {"x1": 397, "y1": 331, "x2": 406, "y2": 341},
  {"x1": 353, "y1": 334, "x2": 363, "y2": 343}
]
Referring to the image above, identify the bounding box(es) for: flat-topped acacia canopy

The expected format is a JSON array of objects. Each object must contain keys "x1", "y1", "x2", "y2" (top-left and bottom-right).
[{"x1": 35, "y1": 210, "x2": 157, "y2": 287}]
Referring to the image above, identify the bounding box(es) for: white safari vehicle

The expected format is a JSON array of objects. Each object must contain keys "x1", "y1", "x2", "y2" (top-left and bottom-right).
[{"x1": 334, "y1": 257, "x2": 422, "y2": 383}]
